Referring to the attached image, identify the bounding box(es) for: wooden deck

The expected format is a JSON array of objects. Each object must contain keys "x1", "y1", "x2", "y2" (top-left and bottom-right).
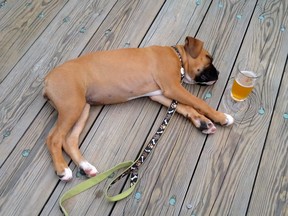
[{"x1": 1, "y1": 0, "x2": 288, "y2": 215}]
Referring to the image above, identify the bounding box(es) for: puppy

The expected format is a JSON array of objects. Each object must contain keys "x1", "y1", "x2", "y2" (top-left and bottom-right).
[{"x1": 43, "y1": 36, "x2": 233, "y2": 181}]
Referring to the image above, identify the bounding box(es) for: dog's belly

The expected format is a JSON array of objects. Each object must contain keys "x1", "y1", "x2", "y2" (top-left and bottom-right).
[
  {"x1": 86, "y1": 85, "x2": 161, "y2": 105},
  {"x1": 85, "y1": 69, "x2": 161, "y2": 105},
  {"x1": 86, "y1": 88, "x2": 130, "y2": 104}
]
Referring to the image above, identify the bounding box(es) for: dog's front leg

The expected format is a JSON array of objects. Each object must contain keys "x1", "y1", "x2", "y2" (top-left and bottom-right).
[
  {"x1": 161, "y1": 84, "x2": 234, "y2": 126},
  {"x1": 150, "y1": 95, "x2": 217, "y2": 134}
]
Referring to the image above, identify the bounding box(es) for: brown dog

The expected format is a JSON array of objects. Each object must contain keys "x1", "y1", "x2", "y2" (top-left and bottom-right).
[{"x1": 43, "y1": 36, "x2": 233, "y2": 181}]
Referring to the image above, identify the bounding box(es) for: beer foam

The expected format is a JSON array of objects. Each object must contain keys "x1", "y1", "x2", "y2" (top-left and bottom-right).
[
  {"x1": 241, "y1": 70, "x2": 257, "y2": 78},
  {"x1": 236, "y1": 70, "x2": 257, "y2": 87}
]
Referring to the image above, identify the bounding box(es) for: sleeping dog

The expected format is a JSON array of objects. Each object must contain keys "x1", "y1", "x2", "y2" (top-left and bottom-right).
[{"x1": 43, "y1": 36, "x2": 234, "y2": 181}]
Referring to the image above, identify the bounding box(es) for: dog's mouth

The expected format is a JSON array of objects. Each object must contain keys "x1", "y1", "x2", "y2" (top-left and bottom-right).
[
  {"x1": 194, "y1": 64, "x2": 219, "y2": 86},
  {"x1": 196, "y1": 80, "x2": 217, "y2": 86},
  {"x1": 185, "y1": 78, "x2": 217, "y2": 86}
]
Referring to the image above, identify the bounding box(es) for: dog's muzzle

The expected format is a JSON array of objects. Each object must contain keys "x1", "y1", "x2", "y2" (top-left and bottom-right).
[{"x1": 194, "y1": 64, "x2": 219, "y2": 86}]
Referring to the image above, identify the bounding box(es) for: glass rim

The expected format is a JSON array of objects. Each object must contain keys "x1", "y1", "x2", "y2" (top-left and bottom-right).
[
  {"x1": 237, "y1": 59, "x2": 263, "y2": 78},
  {"x1": 238, "y1": 69, "x2": 261, "y2": 79}
]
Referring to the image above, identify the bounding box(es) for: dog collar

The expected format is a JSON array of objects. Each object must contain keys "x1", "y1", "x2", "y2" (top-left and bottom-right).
[{"x1": 171, "y1": 46, "x2": 185, "y2": 82}]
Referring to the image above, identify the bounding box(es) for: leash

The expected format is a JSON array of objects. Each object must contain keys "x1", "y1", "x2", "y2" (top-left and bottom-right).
[{"x1": 59, "y1": 46, "x2": 185, "y2": 215}]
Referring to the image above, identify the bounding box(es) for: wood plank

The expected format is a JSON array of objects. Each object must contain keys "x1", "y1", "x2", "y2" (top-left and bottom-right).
[
  {"x1": 0, "y1": 0, "x2": 68, "y2": 82},
  {"x1": 0, "y1": 0, "x2": 118, "y2": 166},
  {"x1": 81, "y1": 0, "x2": 166, "y2": 52},
  {"x1": 0, "y1": 0, "x2": 25, "y2": 18},
  {"x1": 111, "y1": 0, "x2": 260, "y2": 215},
  {"x1": 248, "y1": 60, "x2": 288, "y2": 215},
  {"x1": 141, "y1": 0, "x2": 212, "y2": 47},
  {"x1": 0, "y1": 103, "x2": 59, "y2": 215},
  {"x1": 180, "y1": 0, "x2": 288, "y2": 215}
]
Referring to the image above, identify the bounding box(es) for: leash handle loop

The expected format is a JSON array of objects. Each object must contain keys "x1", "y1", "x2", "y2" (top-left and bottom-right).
[{"x1": 59, "y1": 161, "x2": 134, "y2": 216}]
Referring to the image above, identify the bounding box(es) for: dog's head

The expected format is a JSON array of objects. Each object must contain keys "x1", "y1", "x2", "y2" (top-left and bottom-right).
[{"x1": 182, "y1": 37, "x2": 219, "y2": 86}]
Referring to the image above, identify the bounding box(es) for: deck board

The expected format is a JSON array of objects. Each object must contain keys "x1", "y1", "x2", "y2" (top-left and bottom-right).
[
  {"x1": 0, "y1": 0, "x2": 288, "y2": 215},
  {"x1": 0, "y1": 0, "x2": 68, "y2": 82},
  {"x1": 248, "y1": 59, "x2": 288, "y2": 216},
  {"x1": 181, "y1": 0, "x2": 288, "y2": 215},
  {"x1": 0, "y1": 103, "x2": 58, "y2": 215}
]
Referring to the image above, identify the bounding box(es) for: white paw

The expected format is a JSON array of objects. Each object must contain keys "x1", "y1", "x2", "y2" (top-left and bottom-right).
[
  {"x1": 224, "y1": 113, "x2": 234, "y2": 126},
  {"x1": 58, "y1": 168, "x2": 73, "y2": 181},
  {"x1": 79, "y1": 161, "x2": 98, "y2": 177}
]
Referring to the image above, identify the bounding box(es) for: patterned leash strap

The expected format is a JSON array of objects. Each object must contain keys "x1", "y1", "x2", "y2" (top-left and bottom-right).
[
  {"x1": 108, "y1": 99, "x2": 179, "y2": 190},
  {"x1": 59, "y1": 46, "x2": 185, "y2": 215}
]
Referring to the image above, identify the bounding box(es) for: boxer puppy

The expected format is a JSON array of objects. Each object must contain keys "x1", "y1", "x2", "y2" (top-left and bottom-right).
[{"x1": 43, "y1": 36, "x2": 233, "y2": 181}]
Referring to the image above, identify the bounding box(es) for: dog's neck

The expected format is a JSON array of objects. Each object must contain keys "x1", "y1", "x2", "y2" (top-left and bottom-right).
[
  {"x1": 171, "y1": 46, "x2": 189, "y2": 83},
  {"x1": 171, "y1": 46, "x2": 184, "y2": 68}
]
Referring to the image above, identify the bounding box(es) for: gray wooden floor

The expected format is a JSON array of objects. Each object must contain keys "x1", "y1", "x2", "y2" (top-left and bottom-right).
[{"x1": 1, "y1": 0, "x2": 288, "y2": 215}]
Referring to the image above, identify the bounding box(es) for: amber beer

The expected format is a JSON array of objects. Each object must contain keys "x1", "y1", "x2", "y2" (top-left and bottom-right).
[{"x1": 231, "y1": 70, "x2": 256, "y2": 101}]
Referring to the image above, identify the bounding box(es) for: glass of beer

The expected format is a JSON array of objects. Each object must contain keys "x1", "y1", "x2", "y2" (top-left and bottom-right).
[{"x1": 231, "y1": 58, "x2": 263, "y2": 101}]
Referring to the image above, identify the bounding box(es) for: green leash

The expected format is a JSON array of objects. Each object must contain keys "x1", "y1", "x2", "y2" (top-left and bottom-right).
[
  {"x1": 59, "y1": 47, "x2": 185, "y2": 215},
  {"x1": 59, "y1": 161, "x2": 135, "y2": 216}
]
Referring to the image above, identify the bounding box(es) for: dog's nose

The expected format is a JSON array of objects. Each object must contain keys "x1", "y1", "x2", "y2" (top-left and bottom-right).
[{"x1": 217, "y1": 70, "x2": 220, "y2": 75}]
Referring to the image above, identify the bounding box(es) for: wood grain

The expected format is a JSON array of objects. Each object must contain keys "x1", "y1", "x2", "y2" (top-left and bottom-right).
[
  {"x1": 0, "y1": 103, "x2": 58, "y2": 215},
  {"x1": 181, "y1": 0, "x2": 288, "y2": 215},
  {"x1": 0, "y1": 0, "x2": 287, "y2": 215},
  {"x1": 0, "y1": 0, "x2": 68, "y2": 83},
  {"x1": 248, "y1": 61, "x2": 288, "y2": 215}
]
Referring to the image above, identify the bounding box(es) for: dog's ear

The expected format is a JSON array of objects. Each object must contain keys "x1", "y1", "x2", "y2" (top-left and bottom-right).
[{"x1": 184, "y1": 36, "x2": 204, "y2": 58}]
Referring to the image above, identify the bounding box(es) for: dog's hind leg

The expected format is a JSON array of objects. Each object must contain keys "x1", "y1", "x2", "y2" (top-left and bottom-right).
[
  {"x1": 46, "y1": 102, "x2": 85, "y2": 181},
  {"x1": 63, "y1": 103, "x2": 98, "y2": 177},
  {"x1": 44, "y1": 75, "x2": 89, "y2": 181},
  {"x1": 150, "y1": 95, "x2": 217, "y2": 134}
]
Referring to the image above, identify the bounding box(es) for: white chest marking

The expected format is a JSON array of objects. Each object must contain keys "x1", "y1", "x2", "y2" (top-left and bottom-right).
[{"x1": 183, "y1": 73, "x2": 196, "y2": 84}]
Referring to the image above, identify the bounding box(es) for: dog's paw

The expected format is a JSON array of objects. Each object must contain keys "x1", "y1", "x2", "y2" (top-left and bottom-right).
[
  {"x1": 57, "y1": 168, "x2": 73, "y2": 181},
  {"x1": 187, "y1": 114, "x2": 217, "y2": 134},
  {"x1": 199, "y1": 120, "x2": 217, "y2": 134},
  {"x1": 79, "y1": 161, "x2": 98, "y2": 177},
  {"x1": 223, "y1": 113, "x2": 234, "y2": 126}
]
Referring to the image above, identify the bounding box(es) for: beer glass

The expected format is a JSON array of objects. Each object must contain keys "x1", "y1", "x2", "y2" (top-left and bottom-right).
[{"x1": 231, "y1": 59, "x2": 263, "y2": 101}]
